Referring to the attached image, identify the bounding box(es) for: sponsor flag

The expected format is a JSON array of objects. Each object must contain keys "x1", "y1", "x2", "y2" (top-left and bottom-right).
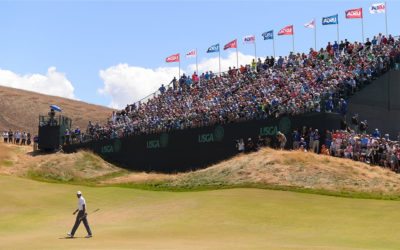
[
  {"x1": 346, "y1": 8, "x2": 363, "y2": 18},
  {"x1": 206, "y1": 43, "x2": 220, "y2": 53},
  {"x1": 165, "y1": 53, "x2": 180, "y2": 63},
  {"x1": 243, "y1": 35, "x2": 255, "y2": 44},
  {"x1": 304, "y1": 19, "x2": 315, "y2": 29},
  {"x1": 262, "y1": 30, "x2": 274, "y2": 40},
  {"x1": 278, "y1": 25, "x2": 293, "y2": 35},
  {"x1": 186, "y1": 49, "x2": 196, "y2": 58},
  {"x1": 224, "y1": 39, "x2": 237, "y2": 50},
  {"x1": 369, "y1": 3, "x2": 385, "y2": 14},
  {"x1": 322, "y1": 14, "x2": 339, "y2": 25}
]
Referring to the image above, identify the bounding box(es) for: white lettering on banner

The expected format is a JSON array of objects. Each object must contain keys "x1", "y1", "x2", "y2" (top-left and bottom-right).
[
  {"x1": 323, "y1": 17, "x2": 337, "y2": 24},
  {"x1": 347, "y1": 10, "x2": 362, "y2": 18}
]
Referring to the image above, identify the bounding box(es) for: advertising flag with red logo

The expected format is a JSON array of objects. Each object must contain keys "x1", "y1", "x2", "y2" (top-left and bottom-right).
[
  {"x1": 304, "y1": 19, "x2": 315, "y2": 29},
  {"x1": 185, "y1": 49, "x2": 196, "y2": 58},
  {"x1": 346, "y1": 8, "x2": 363, "y2": 19},
  {"x1": 278, "y1": 25, "x2": 294, "y2": 35},
  {"x1": 243, "y1": 35, "x2": 255, "y2": 44},
  {"x1": 369, "y1": 3, "x2": 385, "y2": 14},
  {"x1": 165, "y1": 53, "x2": 180, "y2": 63},
  {"x1": 223, "y1": 39, "x2": 237, "y2": 50}
]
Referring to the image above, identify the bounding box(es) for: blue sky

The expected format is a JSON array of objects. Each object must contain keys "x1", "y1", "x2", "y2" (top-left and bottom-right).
[{"x1": 0, "y1": 0, "x2": 398, "y2": 108}]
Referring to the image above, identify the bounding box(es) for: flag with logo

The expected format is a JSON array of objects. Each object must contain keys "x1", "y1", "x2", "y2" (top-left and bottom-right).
[
  {"x1": 224, "y1": 39, "x2": 237, "y2": 50},
  {"x1": 262, "y1": 30, "x2": 274, "y2": 40},
  {"x1": 322, "y1": 14, "x2": 338, "y2": 25},
  {"x1": 243, "y1": 35, "x2": 255, "y2": 44},
  {"x1": 166, "y1": 53, "x2": 180, "y2": 63},
  {"x1": 369, "y1": 3, "x2": 385, "y2": 14},
  {"x1": 186, "y1": 49, "x2": 196, "y2": 58},
  {"x1": 304, "y1": 19, "x2": 315, "y2": 29},
  {"x1": 346, "y1": 8, "x2": 363, "y2": 18},
  {"x1": 206, "y1": 44, "x2": 220, "y2": 53},
  {"x1": 278, "y1": 25, "x2": 293, "y2": 35}
]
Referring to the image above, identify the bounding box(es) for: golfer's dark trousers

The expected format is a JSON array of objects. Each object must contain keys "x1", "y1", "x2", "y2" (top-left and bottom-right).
[{"x1": 71, "y1": 210, "x2": 92, "y2": 236}]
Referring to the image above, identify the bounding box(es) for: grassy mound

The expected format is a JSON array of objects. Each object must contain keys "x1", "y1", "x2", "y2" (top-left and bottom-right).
[
  {"x1": 0, "y1": 143, "x2": 124, "y2": 183},
  {"x1": 2, "y1": 143, "x2": 400, "y2": 199}
]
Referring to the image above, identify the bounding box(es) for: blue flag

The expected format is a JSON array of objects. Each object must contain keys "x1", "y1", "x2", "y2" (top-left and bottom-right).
[
  {"x1": 262, "y1": 30, "x2": 274, "y2": 40},
  {"x1": 322, "y1": 14, "x2": 338, "y2": 25},
  {"x1": 207, "y1": 44, "x2": 220, "y2": 53}
]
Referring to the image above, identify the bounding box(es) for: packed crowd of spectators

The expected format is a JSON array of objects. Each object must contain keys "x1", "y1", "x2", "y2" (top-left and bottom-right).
[
  {"x1": 292, "y1": 124, "x2": 400, "y2": 172},
  {"x1": 235, "y1": 123, "x2": 400, "y2": 173},
  {"x1": 85, "y1": 33, "x2": 400, "y2": 141},
  {"x1": 2, "y1": 130, "x2": 32, "y2": 145}
]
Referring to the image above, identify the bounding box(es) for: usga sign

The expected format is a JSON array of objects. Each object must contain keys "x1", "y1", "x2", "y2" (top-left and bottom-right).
[{"x1": 346, "y1": 8, "x2": 363, "y2": 19}]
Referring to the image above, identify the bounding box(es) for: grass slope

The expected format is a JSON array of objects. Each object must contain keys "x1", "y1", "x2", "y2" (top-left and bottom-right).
[
  {"x1": 1, "y1": 175, "x2": 400, "y2": 250},
  {"x1": 2, "y1": 143, "x2": 400, "y2": 199},
  {"x1": 0, "y1": 85, "x2": 114, "y2": 134}
]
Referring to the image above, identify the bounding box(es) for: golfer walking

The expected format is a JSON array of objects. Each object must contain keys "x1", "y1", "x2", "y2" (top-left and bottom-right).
[{"x1": 67, "y1": 191, "x2": 93, "y2": 238}]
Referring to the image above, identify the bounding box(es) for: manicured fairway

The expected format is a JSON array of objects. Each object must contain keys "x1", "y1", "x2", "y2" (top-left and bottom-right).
[{"x1": 0, "y1": 175, "x2": 399, "y2": 250}]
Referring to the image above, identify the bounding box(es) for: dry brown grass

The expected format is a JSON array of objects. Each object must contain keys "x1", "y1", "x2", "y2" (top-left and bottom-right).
[
  {"x1": 0, "y1": 85, "x2": 114, "y2": 134},
  {"x1": 161, "y1": 148, "x2": 400, "y2": 195},
  {"x1": 2, "y1": 141, "x2": 400, "y2": 196},
  {"x1": 0, "y1": 143, "x2": 121, "y2": 181}
]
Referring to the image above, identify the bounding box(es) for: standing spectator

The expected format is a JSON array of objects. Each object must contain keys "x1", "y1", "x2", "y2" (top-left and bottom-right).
[
  {"x1": 27, "y1": 132, "x2": 31, "y2": 146},
  {"x1": 312, "y1": 129, "x2": 320, "y2": 154},
  {"x1": 21, "y1": 132, "x2": 27, "y2": 145},
  {"x1": 8, "y1": 130, "x2": 13, "y2": 144},
  {"x1": 351, "y1": 114, "x2": 359, "y2": 133},
  {"x1": 292, "y1": 129, "x2": 300, "y2": 150},
  {"x1": 276, "y1": 132, "x2": 287, "y2": 150},
  {"x1": 33, "y1": 135, "x2": 39, "y2": 151},
  {"x1": 359, "y1": 120, "x2": 368, "y2": 134},
  {"x1": 236, "y1": 138, "x2": 245, "y2": 153},
  {"x1": 15, "y1": 131, "x2": 21, "y2": 144},
  {"x1": 3, "y1": 131, "x2": 8, "y2": 143}
]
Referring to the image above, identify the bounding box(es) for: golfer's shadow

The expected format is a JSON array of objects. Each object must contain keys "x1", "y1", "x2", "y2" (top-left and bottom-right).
[{"x1": 58, "y1": 237, "x2": 85, "y2": 239}]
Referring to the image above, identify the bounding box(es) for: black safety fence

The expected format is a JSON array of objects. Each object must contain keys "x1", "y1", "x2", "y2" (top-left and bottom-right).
[{"x1": 63, "y1": 112, "x2": 341, "y2": 173}]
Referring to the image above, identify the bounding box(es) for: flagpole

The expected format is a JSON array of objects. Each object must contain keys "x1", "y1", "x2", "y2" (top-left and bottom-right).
[
  {"x1": 178, "y1": 60, "x2": 181, "y2": 79},
  {"x1": 385, "y1": 1, "x2": 388, "y2": 36},
  {"x1": 361, "y1": 15, "x2": 364, "y2": 43},
  {"x1": 218, "y1": 49, "x2": 221, "y2": 76},
  {"x1": 195, "y1": 48, "x2": 198, "y2": 75},
  {"x1": 272, "y1": 37, "x2": 276, "y2": 58},
  {"x1": 336, "y1": 22, "x2": 339, "y2": 43},
  {"x1": 236, "y1": 45, "x2": 239, "y2": 69},
  {"x1": 314, "y1": 18, "x2": 317, "y2": 50},
  {"x1": 254, "y1": 41, "x2": 257, "y2": 60},
  {"x1": 292, "y1": 33, "x2": 295, "y2": 52}
]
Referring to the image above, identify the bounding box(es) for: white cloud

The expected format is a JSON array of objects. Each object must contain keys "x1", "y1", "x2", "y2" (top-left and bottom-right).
[
  {"x1": 98, "y1": 64, "x2": 180, "y2": 109},
  {"x1": 188, "y1": 52, "x2": 256, "y2": 74},
  {"x1": 0, "y1": 67, "x2": 75, "y2": 99},
  {"x1": 98, "y1": 53, "x2": 256, "y2": 109}
]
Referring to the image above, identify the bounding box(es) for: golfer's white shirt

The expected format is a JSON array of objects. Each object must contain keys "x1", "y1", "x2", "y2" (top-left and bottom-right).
[{"x1": 78, "y1": 196, "x2": 86, "y2": 211}]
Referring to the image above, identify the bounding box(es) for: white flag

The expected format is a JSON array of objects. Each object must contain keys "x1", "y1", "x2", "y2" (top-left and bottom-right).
[
  {"x1": 243, "y1": 35, "x2": 256, "y2": 44},
  {"x1": 304, "y1": 19, "x2": 315, "y2": 29},
  {"x1": 369, "y1": 3, "x2": 385, "y2": 14},
  {"x1": 185, "y1": 49, "x2": 197, "y2": 58}
]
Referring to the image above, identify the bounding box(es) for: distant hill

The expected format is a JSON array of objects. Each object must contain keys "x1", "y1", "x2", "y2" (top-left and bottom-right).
[{"x1": 0, "y1": 85, "x2": 114, "y2": 134}]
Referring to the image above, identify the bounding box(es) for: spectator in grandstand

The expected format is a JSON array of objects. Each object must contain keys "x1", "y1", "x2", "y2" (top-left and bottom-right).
[{"x1": 82, "y1": 33, "x2": 400, "y2": 144}]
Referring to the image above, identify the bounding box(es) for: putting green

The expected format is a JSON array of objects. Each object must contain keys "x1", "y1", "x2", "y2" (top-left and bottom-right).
[{"x1": 0, "y1": 175, "x2": 399, "y2": 250}]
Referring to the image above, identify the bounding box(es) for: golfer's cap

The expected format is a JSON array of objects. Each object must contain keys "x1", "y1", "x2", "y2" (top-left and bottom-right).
[{"x1": 77, "y1": 191, "x2": 82, "y2": 195}]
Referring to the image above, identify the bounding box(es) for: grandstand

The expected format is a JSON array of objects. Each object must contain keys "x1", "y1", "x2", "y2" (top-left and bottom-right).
[{"x1": 64, "y1": 34, "x2": 400, "y2": 173}]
